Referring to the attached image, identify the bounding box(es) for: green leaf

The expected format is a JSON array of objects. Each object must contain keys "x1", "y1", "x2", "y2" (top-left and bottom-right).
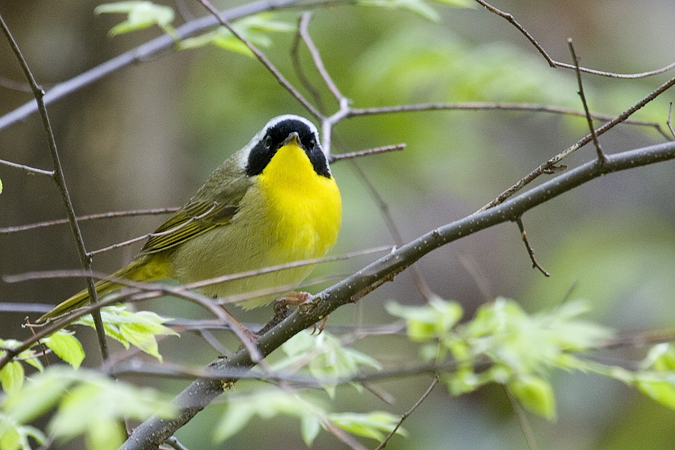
[
  {"x1": 95, "y1": 1, "x2": 175, "y2": 37},
  {"x1": 2, "y1": 366, "x2": 176, "y2": 450},
  {"x1": 431, "y1": 0, "x2": 474, "y2": 6},
  {"x1": 0, "y1": 178, "x2": 3, "y2": 194},
  {"x1": 642, "y1": 343, "x2": 675, "y2": 371},
  {"x1": 637, "y1": 378, "x2": 675, "y2": 410},
  {"x1": 75, "y1": 306, "x2": 177, "y2": 360},
  {"x1": 0, "y1": 413, "x2": 44, "y2": 450},
  {"x1": 300, "y1": 414, "x2": 321, "y2": 446},
  {"x1": 328, "y1": 411, "x2": 404, "y2": 440},
  {"x1": 358, "y1": 0, "x2": 441, "y2": 21},
  {"x1": 47, "y1": 369, "x2": 176, "y2": 449},
  {"x1": 21, "y1": 355, "x2": 43, "y2": 372},
  {"x1": 119, "y1": 324, "x2": 162, "y2": 360},
  {"x1": 213, "y1": 390, "x2": 311, "y2": 443},
  {"x1": 1, "y1": 367, "x2": 75, "y2": 424},
  {"x1": 508, "y1": 375, "x2": 557, "y2": 420},
  {"x1": 45, "y1": 331, "x2": 85, "y2": 369},
  {"x1": 387, "y1": 297, "x2": 463, "y2": 342},
  {"x1": 212, "y1": 402, "x2": 256, "y2": 442},
  {"x1": 85, "y1": 419, "x2": 125, "y2": 450},
  {"x1": 636, "y1": 344, "x2": 675, "y2": 409},
  {"x1": 0, "y1": 425, "x2": 20, "y2": 450},
  {"x1": 213, "y1": 389, "x2": 403, "y2": 445},
  {"x1": 275, "y1": 330, "x2": 381, "y2": 397},
  {"x1": 179, "y1": 14, "x2": 293, "y2": 56},
  {"x1": 0, "y1": 362, "x2": 24, "y2": 395}
]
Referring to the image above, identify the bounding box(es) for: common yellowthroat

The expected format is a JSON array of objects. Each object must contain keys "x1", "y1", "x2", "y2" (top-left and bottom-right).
[{"x1": 39, "y1": 115, "x2": 342, "y2": 322}]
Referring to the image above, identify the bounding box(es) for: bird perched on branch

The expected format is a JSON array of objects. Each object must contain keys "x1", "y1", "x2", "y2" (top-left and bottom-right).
[{"x1": 39, "y1": 114, "x2": 342, "y2": 322}]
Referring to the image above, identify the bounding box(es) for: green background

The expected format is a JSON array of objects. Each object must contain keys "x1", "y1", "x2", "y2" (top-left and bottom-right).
[{"x1": 1, "y1": 0, "x2": 675, "y2": 448}]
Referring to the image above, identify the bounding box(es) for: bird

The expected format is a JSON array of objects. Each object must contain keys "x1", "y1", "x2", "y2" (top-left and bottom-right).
[{"x1": 38, "y1": 114, "x2": 342, "y2": 322}]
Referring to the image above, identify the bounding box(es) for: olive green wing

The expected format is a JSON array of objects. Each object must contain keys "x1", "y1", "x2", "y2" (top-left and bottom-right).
[
  {"x1": 140, "y1": 200, "x2": 240, "y2": 255},
  {"x1": 140, "y1": 168, "x2": 251, "y2": 255}
]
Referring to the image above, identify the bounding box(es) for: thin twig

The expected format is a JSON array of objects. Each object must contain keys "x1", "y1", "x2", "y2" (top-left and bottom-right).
[
  {"x1": 0, "y1": 207, "x2": 178, "y2": 234},
  {"x1": 568, "y1": 39, "x2": 605, "y2": 163},
  {"x1": 0, "y1": 158, "x2": 53, "y2": 176},
  {"x1": 329, "y1": 143, "x2": 406, "y2": 163},
  {"x1": 504, "y1": 387, "x2": 540, "y2": 450},
  {"x1": 515, "y1": 217, "x2": 549, "y2": 277},
  {"x1": 182, "y1": 246, "x2": 393, "y2": 291},
  {"x1": 162, "y1": 436, "x2": 191, "y2": 450},
  {"x1": 197, "y1": 0, "x2": 322, "y2": 120},
  {"x1": 349, "y1": 102, "x2": 671, "y2": 139},
  {"x1": 667, "y1": 103, "x2": 675, "y2": 138},
  {"x1": 290, "y1": 16, "x2": 327, "y2": 114},
  {"x1": 0, "y1": 12, "x2": 110, "y2": 361},
  {"x1": 294, "y1": 11, "x2": 352, "y2": 155},
  {"x1": 4, "y1": 247, "x2": 391, "y2": 287},
  {"x1": 374, "y1": 376, "x2": 439, "y2": 450},
  {"x1": 89, "y1": 234, "x2": 153, "y2": 256},
  {"x1": 474, "y1": 0, "x2": 675, "y2": 79},
  {"x1": 298, "y1": 12, "x2": 344, "y2": 103}
]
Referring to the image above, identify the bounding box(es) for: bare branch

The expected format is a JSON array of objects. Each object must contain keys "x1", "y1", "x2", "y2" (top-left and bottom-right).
[
  {"x1": 568, "y1": 39, "x2": 606, "y2": 163},
  {"x1": 0, "y1": 158, "x2": 53, "y2": 176},
  {"x1": 298, "y1": 12, "x2": 345, "y2": 103},
  {"x1": 474, "y1": 0, "x2": 675, "y2": 79},
  {"x1": 290, "y1": 16, "x2": 327, "y2": 114},
  {"x1": 348, "y1": 158, "x2": 436, "y2": 301},
  {"x1": 349, "y1": 102, "x2": 671, "y2": 138},
  {"x1": 0, "y1": 207, "x2": 178, "y2": 234},
  {"x1": 374, "y1": 376, "x2": 439, "y2": 450},
  {"x1": 329, "y1": 143, "x2": 406, "y2": 163},
  {"x1": 515, "y1": 217, "x2": 549, "y2": 277}
]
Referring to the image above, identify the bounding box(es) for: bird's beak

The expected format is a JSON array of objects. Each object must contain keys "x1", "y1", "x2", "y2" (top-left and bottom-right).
[{"x1": 282, "y1": 132, "x2": 301, "y2": 148}]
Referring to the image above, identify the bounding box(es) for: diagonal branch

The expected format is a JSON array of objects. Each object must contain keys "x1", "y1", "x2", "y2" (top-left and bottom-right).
[
  {"x1": 568, "y1": 39, "x2": 606, "y2": 163},
  {"x1": 122, "y1": 140, "x2": 675, "y2": 449}
]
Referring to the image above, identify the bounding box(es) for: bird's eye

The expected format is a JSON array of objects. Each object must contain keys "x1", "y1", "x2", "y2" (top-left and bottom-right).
[
  {"x1": 308, "y1": 137, "x2": 316, "y2": 148},
  {"x1": 263, "y1": 135, "x2": 273, "y2": 149}
]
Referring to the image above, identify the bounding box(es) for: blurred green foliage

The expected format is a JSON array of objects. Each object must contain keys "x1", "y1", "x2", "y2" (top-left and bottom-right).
[{"x1": 1, "y1": 0, "x2": 675, "y2": 449}]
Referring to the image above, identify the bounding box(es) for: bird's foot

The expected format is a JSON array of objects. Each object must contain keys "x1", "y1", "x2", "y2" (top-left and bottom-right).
[{"x1": 273, "y1": 292, "x2": 328, "y2": 334}]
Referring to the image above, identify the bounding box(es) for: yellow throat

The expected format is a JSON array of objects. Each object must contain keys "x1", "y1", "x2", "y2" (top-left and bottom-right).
[{"x1": 258, "y1": 138, "x2": 342, "y2": 263}]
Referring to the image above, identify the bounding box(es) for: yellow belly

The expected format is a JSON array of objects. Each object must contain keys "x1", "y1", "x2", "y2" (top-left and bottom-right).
[{"x1": 170, "y1": 144, "x2": 342, "y2": 308}]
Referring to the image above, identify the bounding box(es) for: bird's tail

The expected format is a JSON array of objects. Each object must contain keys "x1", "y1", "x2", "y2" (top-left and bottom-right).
[{"x1": 37, "y1": 256, "x2": 170, "y2": 322}]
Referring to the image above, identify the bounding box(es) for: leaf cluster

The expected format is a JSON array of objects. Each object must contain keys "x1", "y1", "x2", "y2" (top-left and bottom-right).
[
  {"x1": 388, "y1": 297, "x2": 675, "y2": 419},
  {"x1": 1, "y1": 367, "x2": 176, "y2": 450}
]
